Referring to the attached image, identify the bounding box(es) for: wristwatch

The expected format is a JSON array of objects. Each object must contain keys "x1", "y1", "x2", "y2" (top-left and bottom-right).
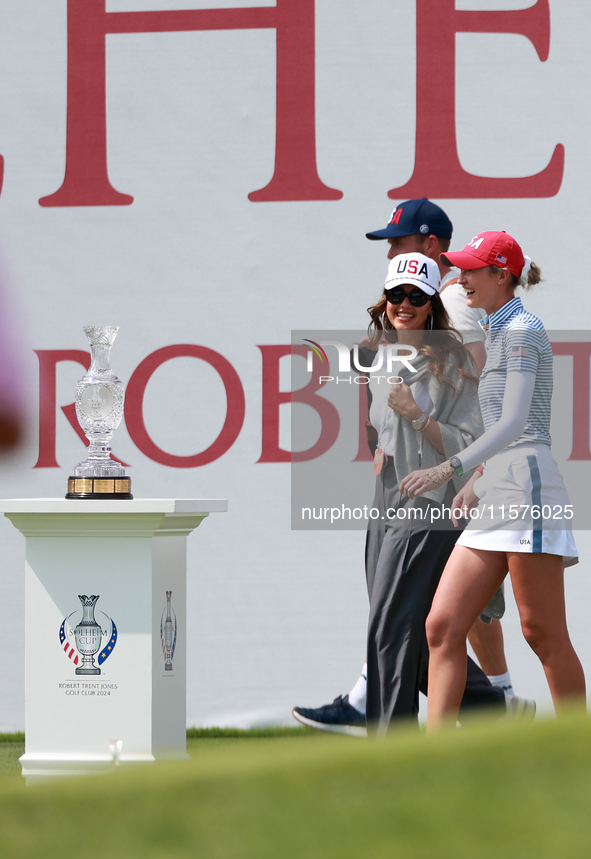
[
  {"x1": 411, "y1": 411, "x2": 430, "y2": 431},
  {"x1": 449, "y1": 455, "x2": 464, "y2": 476}
]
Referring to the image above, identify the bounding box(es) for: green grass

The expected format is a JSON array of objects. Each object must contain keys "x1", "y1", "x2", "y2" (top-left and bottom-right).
[
  {"x1": 0, "y1": 743, "x2": 24, "y2": 775},
  {"x1": 0, "y1": 732, "x2": 25, "y2": 775},
  {"x1": 1, "y1": 716, "x2": 591, "y2": 857},
  {"x1": 0, "y1": 727, "x2": 315, "y2": 777},
  {"x1": 186, "y1": 725, "x2": 316, "y2": 740},
  {"x1": 0, "y1": 732, "x2": 24, "y2": 743}
]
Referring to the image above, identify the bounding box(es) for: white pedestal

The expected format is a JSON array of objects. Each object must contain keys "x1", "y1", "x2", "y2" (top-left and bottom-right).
[{"x1": 0, "y1": 498, "x2": 227, "y2": 780}]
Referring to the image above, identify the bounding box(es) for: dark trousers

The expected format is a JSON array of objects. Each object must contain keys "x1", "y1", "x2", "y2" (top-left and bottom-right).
[{"x1": 365, "y1": 509, "x2": 505, "y2": 728}]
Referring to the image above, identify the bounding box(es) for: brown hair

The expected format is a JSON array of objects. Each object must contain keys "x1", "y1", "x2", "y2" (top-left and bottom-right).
[
  {"x1": 488, "y1": 261, "x2": 541, "y2": 291},
  {"x1": 366, "y1": 291, "x2": 477, "y2": 389}
]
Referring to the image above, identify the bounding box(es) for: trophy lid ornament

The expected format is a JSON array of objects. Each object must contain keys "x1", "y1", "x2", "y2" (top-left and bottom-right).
[{"x1": 66, "y1": 326, "x2": 133, "y2": 499}]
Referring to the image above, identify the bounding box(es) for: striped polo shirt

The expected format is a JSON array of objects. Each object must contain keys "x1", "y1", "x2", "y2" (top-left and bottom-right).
[{"x1": 478, "y1": 297, "x2": 552, "y2": 447}]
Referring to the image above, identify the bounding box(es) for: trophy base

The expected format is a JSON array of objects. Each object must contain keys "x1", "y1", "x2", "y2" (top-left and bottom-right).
[
  {"x1": 66, "y1": 476, "x2": 133, "y2": 500},
  {"x1": 75, "y1": 667, "x2": 101, "y2": 676}
]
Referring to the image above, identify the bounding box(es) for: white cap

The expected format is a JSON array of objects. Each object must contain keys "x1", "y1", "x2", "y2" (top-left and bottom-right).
[{"x1": 384, "y1": 252, "x2": 441, "y2": 296}]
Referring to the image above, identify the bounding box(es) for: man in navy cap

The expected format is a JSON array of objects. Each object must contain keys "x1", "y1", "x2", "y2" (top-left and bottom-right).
[
  {"x1": 292, "y1": 199, "x2": 529, "y2": 734},
  {"x1": 366, "y1": 197, "x2": 487, "y2": 374}
]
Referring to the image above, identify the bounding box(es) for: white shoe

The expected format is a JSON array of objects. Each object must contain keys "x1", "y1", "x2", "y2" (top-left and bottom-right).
[{"x1": 506, "y1": 696, "x2": 536, "y2": 719}]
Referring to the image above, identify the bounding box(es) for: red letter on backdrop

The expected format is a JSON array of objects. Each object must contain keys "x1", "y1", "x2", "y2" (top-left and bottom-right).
[
  {"x1": 33, "y1": 350, "x2": 90, "y2": 468},
  {"x1": 34, "y1": 349, "x2": 131, "y2": 467},
  {"x1": 125, "y1": 345, "x2": 245, "y2": 467},
  {"x1": 39, "y1": 0, "x2": 341, "y2": 207},
  {"x1": 390, "y1": 0, "x2": 563, "y2": 199},
  {"x1": 552, "y1": 343, "x2": 591, "y2": 461},
  {"x1": 257, "y1": 345, "x2": 340, "y2": 462}
]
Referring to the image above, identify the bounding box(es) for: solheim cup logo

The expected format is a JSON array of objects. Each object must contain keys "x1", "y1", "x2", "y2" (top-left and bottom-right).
[{"x1": 59, "y1": 595, "x2": 118, "y2": 675}]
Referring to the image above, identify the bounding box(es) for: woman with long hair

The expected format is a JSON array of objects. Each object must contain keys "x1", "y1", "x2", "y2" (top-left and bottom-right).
[
  {"x1": 400, "y1": 231, "x2": 586, "y2": 728},
  {"x1": 363, "y1": 251, "x2": 506, "y2": 732}
]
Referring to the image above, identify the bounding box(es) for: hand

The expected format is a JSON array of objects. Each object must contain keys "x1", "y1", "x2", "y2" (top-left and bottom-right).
[
  {"x1": 400, "y1": 461, "x2": 455, "y2": 499},
  {"x1": 449, "y1": 475, "x2": 481, "y2": 528},
  {"x1": 387, "y1": 382, "x2": 420, "y2": 422}
]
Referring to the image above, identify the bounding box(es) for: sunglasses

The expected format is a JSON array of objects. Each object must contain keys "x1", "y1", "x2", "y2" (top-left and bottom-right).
[{"x1": 384, "y1": 286, "x2": 431, "y2": 307}]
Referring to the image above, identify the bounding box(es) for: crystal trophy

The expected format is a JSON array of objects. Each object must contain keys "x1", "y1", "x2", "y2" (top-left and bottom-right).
[{"x1": 66, "y1": 326, "x2": 133, "y2": 499}]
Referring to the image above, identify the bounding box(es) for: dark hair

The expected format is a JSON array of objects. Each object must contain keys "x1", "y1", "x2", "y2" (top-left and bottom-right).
[
  {"x1": 366, "y1": 291, "x2": 477, "y2": 389},
  {"x1": 488, "y1": 261, "x2": 541, "y2": 291}
]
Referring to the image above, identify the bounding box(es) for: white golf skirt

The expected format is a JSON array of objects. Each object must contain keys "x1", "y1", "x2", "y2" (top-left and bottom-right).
[{"x1": 457, "y1": 443, "x2": 578, "y2": 567}]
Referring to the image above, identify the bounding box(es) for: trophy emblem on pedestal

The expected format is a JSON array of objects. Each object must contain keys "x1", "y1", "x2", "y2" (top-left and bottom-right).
[
  {"x1": 66, "y1": 326, "x2": 132, "y2": 499},
  {"x1": 59, "y1": 596, "x2": 118, "y2": 676},
  {"x1": 161, "y1": 591, "x2": 177, "y2": 672},
  {"x1": 74, "y1": 595, "x2": 103, "y2": 675}
]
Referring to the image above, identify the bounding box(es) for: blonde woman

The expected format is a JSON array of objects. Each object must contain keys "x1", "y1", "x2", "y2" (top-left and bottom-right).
[{"x1": 401, "y1": 231, "x2": 585, "y2": 729}]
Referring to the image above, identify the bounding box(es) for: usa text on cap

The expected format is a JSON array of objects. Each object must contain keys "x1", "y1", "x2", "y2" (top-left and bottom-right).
[
  {"x1": 441, "y1": 231, "x2": 525, "y2": 278},
  {"x1": 384, "y1": 253, "x2": 441, "y2": 296}
]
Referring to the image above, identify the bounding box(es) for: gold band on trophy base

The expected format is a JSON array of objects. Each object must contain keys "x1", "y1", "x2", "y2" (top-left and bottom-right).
[{"x1": 66, "y1": 476, "x2": 133, "y2": 499}]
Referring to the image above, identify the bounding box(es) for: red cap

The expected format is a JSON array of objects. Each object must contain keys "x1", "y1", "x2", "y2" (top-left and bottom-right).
[{"x1": 441, "y1": 231, "x2": 525, "y2": 278}]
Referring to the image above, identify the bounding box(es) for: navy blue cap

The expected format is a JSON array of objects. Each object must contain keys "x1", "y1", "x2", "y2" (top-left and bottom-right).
[{"x1": 366, "y1": 198, "x2": 453, "y2": 241}]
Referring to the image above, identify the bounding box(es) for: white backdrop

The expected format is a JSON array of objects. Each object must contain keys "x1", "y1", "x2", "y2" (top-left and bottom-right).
[{"x1": 0, "y1": 0, "x2": 590, "y2": 729}]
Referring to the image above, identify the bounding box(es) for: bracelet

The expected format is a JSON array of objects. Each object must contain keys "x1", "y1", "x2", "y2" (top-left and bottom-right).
[
  {"x1": 410, "y1": 411, "x2": 430, "y2": 431},
  {"x1": 419, "y1": 415, "x2": 432, "y2": 433}
]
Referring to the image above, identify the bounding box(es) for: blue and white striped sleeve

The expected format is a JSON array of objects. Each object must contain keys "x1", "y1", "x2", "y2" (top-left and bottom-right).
[{"x1": 504, "y1": 327, "x2": 542, "y2": 374}]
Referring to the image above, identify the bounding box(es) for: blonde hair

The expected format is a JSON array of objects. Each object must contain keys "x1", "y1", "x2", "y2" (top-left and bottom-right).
[{"x1": 488, "y1": 261, "x2": 541, "y2": 291}]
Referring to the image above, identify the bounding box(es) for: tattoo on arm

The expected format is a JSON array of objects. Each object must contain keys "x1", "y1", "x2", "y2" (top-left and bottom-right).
[{"x1": 425, "y1": 461, "x2": 455, "y2": 485}]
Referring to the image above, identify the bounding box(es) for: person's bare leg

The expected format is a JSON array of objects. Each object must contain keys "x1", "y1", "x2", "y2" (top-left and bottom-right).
[
  {"x1": 426, "y1": 546, "x2": 508, "y2": 730},
  {"x1": 468, "y1": 619, "x2": 508, "y2": 677},
  {"x1": 509, "y1": 553, "x2": 586, "y2": 711}
]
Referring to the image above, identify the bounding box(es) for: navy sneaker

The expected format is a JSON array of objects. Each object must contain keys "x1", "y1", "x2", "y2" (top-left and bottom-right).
[{"x1": 292, "y1": 695, "x2": 367, "y2": 737}]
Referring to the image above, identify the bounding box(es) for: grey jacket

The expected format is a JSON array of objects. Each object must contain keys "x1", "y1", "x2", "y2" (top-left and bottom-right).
[{"x1": 368, "y1": 350, "x2": 484, "y2": 504}]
